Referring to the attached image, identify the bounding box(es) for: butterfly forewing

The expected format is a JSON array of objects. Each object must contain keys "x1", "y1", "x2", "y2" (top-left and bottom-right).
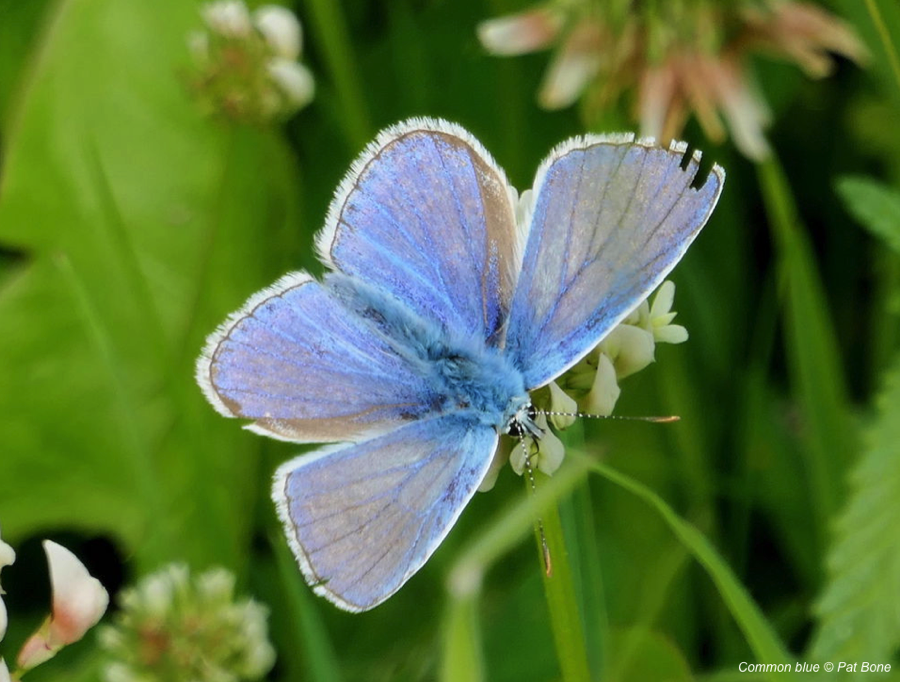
[
  {"x1": 317, "y1": 119, "x2": 522, "y2": 345},
  {"x1": 505, "y1": 136, "x2": 724, "y2": 389},
  {"x1": 198, "y1": 273, "x2": 444, "y2": 443}
]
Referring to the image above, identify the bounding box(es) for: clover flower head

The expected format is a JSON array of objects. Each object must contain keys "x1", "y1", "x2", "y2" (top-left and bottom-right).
[
  {"x1": 99, "y1": 564, "x2": 275, "y2": 682},
  {"x1": 189, "y1": 1, "x2": 314, "y2": 124},
  {"x1": 493, "y1": 280, "x2": 689, "y2": 483},
  {"x1": 478, "y1": 0, "x2": 864, "y2": 159}
]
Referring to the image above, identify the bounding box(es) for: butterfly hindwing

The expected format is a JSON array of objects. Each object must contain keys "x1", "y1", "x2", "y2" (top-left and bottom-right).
[
  {"x1": 273, "y1": 412, "x2": 498, "y2": 611},
  {"x1": 505, "y1": 136, "x2": 724, "y2": 389}
]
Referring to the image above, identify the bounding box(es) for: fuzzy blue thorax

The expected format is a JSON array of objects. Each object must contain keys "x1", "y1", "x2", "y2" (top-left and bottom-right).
[{"x1": 326, "y1": 273, "x2": 529, "y2": 431}]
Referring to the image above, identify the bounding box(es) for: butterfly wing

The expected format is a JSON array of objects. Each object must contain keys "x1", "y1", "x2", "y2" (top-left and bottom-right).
[
  {"x1": 316, "y1": 118, "x2": 521, "y2": 345},
  {"x1": 273, "y1": 412, "x2": 497, "y2": 612},
  {"x1": 505, "y1": 135, "x2": 724, "y2": 389},
  {"x1": 197, "y1": 272, "x2": 444, "y2": 443}
]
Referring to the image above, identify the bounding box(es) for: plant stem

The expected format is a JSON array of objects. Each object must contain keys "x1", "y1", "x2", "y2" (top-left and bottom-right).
[{"x1": 530, "y1": 470, "x2": 592, "y2": 682}]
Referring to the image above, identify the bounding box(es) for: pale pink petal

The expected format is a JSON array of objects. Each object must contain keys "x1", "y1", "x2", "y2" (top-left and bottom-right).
[
  {"x1": 44, "y1": 541, "x2": 108, "y2": 645},
  {"x1": 680, "y1": 53, "x2": 728, "y2": 142},
  {"x1": 17, "y1": 621, "x2": 55, "y2": 670},
  {"x1": 538, "y1": 21, "x2": 603, "y2": 109},
  {"x1": 477, "y1": 9, "x2": 562, "y2": 56},
  {"x1": 638, "y1": 65, "x2": 676, "y2": 141},
  {"x1": 712, "y1": 59, "x2": 771, "y2": 160}
]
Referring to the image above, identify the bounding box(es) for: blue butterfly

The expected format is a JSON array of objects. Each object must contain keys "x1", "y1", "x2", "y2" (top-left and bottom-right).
[{"x1": 196, "y1": 118, "x2": 724, "y2": 612}]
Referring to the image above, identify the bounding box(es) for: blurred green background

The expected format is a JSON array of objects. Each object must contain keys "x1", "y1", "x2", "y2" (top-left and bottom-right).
[{"x1": 1, "y1": 0, "x2": 899, "y2": 680}]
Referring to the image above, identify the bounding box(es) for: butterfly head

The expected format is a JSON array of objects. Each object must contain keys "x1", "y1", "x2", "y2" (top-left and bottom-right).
[{"x1": 504, "y1": 401, "x2": 543, "y2": 440}]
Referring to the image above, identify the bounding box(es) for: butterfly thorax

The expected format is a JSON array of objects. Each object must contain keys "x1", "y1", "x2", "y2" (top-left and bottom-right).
[{"x1": 327, "y1": 273, "x2": 530, "y2": 431}]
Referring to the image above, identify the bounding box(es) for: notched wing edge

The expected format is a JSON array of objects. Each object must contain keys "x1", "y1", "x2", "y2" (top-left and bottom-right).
[
  {"x1": 270, "y1": 426, "x2": 499, "y2": 612},
  {"x1": 194, "y1": 271, "x2": 315, "y2": 420},
  {"x1": 530, "y1": 132, "x2": 725, "y2": 208},
  {"x1": 314, "y1": 117, "x2": 519, "y2": 270}
]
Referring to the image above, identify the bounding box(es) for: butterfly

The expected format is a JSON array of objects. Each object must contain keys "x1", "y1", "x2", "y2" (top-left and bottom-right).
[{"x1": 196, "y1": 118, "x2": 724, "y2": 612}]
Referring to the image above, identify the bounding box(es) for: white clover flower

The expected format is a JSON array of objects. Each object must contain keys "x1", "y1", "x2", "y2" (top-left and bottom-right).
[
  {"x1": 202, "y1": 0, "x2": 252, "y2": 38},
  {"x1": 0, "y1": 659, "x2": 10, "y2": 682},
  {"x1": 18, "y1": 541, "x2": 109, "y2": 671},
  {"x1": 254, "y1": 5, "x2": 302, "y2": 60},
  {"x1": 502, "y1": 282, "x2": 688, "y2": 481},
  {"x1": 190, "y1": 1, "x2": 313, "y2": 123},
  {"x1": 479, "y1": 0, "x2": 863, "y2": 159},
  {"x1": 100, "y1": 565, "x2": 275, "y2": 682}
]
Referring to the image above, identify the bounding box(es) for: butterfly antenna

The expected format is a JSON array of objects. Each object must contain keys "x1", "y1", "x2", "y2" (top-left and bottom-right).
[
  {"x1": 538, "y1": 410, "x2": 680, "y2": 424},
  {"x1": 518, "y1": 438, "x2": 553, "y2": 577}
]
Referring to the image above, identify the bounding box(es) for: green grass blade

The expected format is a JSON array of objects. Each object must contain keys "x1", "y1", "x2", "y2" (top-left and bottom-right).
[
  {"x1": 864, "y1": 0, "x2": 900, "y2": 99},
  {"x1": 272, "y1": 534, "x2": 343, "y2": 682},
  {"x1": 533, "y1": 471, "x2": 592, "y2": 682},
  {"x1": 446, "y1": 456, "x2": 592, "y2": 680},
  {"x1": 302, "y1": 0, "x2": 372, "y2": 149},
  {"x1": 585, "y1": 456, "x2": 792, "y2": 672},
  {"x1": 441, "y1": 592, "x2": 485, "y2": 682},
  {"x1": 757, "y1": 157, "x2": 855, "y2": 559}
]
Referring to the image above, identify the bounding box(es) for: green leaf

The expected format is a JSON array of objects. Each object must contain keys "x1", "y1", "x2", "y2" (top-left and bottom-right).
[
  {"x1": 836, "y1": 175, "x2": 900, "y2": 254},
  {"x1": 0, "y1": 0, "x2": 305, "y2": 572},
  {"x1": 809, "y1": 352, "x2": 900, "y2": 666},
  {"x1": 607, "y1": 627, "x2": 693, "y2": 682}
]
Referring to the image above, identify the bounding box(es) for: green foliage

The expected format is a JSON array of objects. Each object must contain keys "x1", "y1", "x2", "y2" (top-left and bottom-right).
[
  {"x1": 0, "y1": 0, "x2": 896, "y2": 680},
  {"x1": 809, "y1": 353, "x2": 900, "y2": 669},
  {"x1": 837, "y1": 176, "x2": 900, "y2": 254}
]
